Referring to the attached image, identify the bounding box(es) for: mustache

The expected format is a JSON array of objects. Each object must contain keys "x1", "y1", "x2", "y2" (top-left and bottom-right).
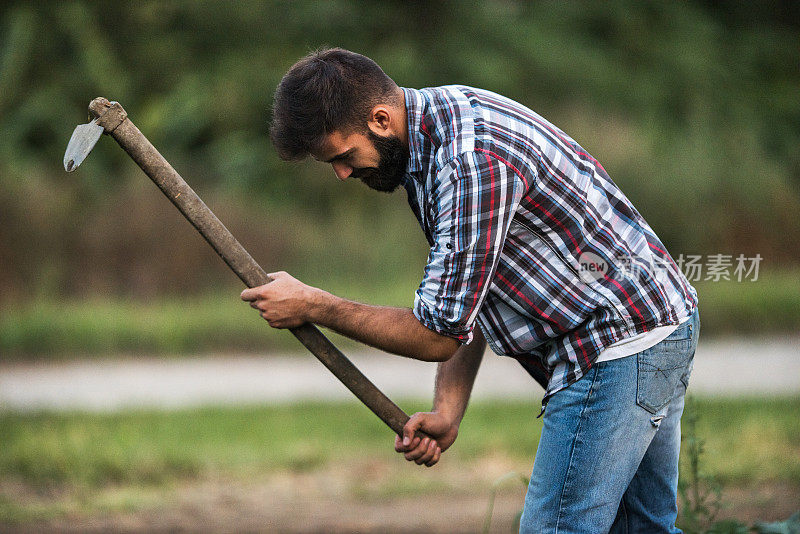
[{"x1": 349, "y1": 166, "x2": 379, "y2": 179}]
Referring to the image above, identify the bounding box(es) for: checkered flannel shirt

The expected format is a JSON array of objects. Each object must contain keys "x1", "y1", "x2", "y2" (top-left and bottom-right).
[{"x1": 401, "y1": 85, "x2": 698, "y2": 407}]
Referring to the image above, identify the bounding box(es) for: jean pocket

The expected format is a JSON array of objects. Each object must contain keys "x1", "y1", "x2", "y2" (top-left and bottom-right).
[
  {"x1": 636, "y1": 341, "x2": 693, "y2": 414},
  {"x1": 658, "y1": 320, "x2": 693, "y2": 349}
]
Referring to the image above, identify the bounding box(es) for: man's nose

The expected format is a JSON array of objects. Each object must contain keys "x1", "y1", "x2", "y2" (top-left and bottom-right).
[{"x1": 331, "y1": 162, "x2": 352, "y2": 181}]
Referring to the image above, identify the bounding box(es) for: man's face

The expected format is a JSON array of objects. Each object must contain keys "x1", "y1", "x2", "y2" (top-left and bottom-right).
[{"x1": 316, "y1": 129, "x2": 408, "y2": 193}]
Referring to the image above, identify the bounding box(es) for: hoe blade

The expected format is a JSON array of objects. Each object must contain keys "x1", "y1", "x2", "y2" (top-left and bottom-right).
[{"x1": 63, "y1": 119, "x2": 103, "y2": 172}]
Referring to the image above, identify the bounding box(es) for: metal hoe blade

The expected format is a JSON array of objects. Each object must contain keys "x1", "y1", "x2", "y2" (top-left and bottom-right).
[{"x1": 63, "y1": 119, "x2": 104, "y2": 172}]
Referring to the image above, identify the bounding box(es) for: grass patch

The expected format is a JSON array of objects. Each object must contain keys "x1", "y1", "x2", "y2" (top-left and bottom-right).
[
  {"x1": 693, "y1": 269, "x2": 800, "y2": 336},
  {"x1": 0, "y1": 396, "x2": 798, "y2": 524},
  {"x1": 2, "y1": 269, "x2": 798, "y2": 359},
  {"x1": 0, "y1": 277, "x2": 419, "y2": 359},
  {"x1": 687, "y1": 396, "x2": 800, "y2": 484},
  {"x1": 0, "y1": 494, "x2": 65, "y2": 524},
  {"x1": 0, "y1": 402, "x2": 413, "y2": 491}
]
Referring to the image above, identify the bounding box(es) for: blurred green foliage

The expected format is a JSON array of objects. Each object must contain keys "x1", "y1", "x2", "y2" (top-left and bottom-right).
[{"x1": 1, "y1": 1, "x2": 798, "y2": 311}]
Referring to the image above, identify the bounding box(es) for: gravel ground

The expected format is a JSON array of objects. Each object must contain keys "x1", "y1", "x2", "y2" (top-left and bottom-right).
[{"x1": 1, "y1": 337, "x2": 798, "y2": 412}]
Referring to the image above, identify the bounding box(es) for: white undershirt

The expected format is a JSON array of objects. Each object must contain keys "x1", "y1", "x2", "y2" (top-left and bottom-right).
[
  {"x1": 596, "y1": 315, "x2": 692, "y2": 363},
  {"x1": 550, "y1": 315, "x2": 691, "y2": 381}
]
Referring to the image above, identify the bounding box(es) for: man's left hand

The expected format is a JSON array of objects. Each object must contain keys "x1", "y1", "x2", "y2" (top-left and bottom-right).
[
  {"x1": 394, "y1": 411, "x2": 458, "y2": 467},
  {"x1": 241, "y1": 271, "x2": 322, "y2": 329}
]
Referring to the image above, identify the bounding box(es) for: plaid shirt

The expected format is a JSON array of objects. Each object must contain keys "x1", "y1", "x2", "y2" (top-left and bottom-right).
[{"x1": 401, "y1": 85, "x2": 698, "y2": 407}]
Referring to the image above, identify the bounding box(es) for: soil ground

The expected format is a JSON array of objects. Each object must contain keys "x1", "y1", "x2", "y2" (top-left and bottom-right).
[{"x1": 3, "y1": 469, "x2": 797, "y2": 533}]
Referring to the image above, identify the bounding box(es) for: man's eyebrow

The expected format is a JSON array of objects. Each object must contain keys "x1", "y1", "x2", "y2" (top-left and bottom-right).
[{"x1": 324, "y1": 148, "x2": 354, "y2": 164}]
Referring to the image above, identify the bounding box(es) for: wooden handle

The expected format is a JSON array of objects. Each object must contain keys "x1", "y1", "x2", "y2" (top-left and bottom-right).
[{"x1": 88, "y1": 97, "x2": 417, "y2": 438}]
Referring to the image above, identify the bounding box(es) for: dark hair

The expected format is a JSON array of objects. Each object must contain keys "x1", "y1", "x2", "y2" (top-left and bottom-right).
[{"x1": 270, "y1": 48, "x2": 399, "y2": 160}]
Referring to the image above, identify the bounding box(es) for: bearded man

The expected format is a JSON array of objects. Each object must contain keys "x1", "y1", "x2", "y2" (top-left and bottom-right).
[{"x1": 241, "y1": 48, "x2": 700, "y2": 534}]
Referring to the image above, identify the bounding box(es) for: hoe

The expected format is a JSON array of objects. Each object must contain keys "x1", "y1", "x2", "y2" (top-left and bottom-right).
[{"x1": 64, "y1": 97, "x2": 419, "y2": 439}]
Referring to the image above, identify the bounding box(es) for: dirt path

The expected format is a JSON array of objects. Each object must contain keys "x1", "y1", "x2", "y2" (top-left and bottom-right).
[{"x1": 1, "y1": 337, "x2": 798, "y2": 412}]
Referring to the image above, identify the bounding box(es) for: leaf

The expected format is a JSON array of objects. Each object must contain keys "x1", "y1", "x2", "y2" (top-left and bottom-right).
[{"x1": 753, "y1": 511, "x2": 800, "y2": 534}]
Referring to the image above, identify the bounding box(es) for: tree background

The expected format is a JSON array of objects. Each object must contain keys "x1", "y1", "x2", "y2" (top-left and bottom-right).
[{"x1": 1, "y1": 1, "x2": 798, "y2": 348}]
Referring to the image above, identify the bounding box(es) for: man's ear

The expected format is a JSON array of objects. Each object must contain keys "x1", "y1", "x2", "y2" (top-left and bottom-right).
[{"x1": 368, "y1": 105, "x2": 393, "y2": 134}]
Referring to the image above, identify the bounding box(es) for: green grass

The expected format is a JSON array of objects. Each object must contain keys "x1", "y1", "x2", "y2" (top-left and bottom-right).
[
  {"x1": 0, "y1": 397, "x2": 798, "y2": 524},
  {"x1": 687, "y1": 397, "x2": 800, "y2": 484},
  {"x1": 1, "y1": 269, "x2": 798, "y2": 358},
  {"x1": 0, "y1": 277, "x2": 420, "y2": 359},
  {"x1": 0, "y1": 401, "x2": 429, "y2": 490},
  {"x1": 693, "y1": 269, "x2": 800, "y2": 336}
]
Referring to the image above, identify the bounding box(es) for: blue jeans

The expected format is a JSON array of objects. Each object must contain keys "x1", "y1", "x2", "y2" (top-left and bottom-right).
[{"x1": 520, "y1": 308, "x2": 700, "y2": 533}]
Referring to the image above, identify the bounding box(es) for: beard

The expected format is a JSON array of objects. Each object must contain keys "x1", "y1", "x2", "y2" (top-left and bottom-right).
[{"x1": 349, "y1": 131, "x2": 409, "y2": 193}]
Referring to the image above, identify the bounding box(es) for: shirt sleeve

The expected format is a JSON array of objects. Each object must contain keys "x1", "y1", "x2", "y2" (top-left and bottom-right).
[{"x1": 413, "y1": 151, "x2": 526, "y2": 344}]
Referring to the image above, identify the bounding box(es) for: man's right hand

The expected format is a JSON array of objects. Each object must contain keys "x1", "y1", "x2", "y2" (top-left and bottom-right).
[{"x1": 394, "y1": 411, "x2": 459, "y2": 467}]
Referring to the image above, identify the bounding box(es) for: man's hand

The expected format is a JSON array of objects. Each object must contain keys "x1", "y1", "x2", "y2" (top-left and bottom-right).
[
  {"x1": 394, "y1": 411, "x2": 459, "y2": 467},
  {"x1": 394, "y1": 328, "x2": 485, "y2": 467},
  {"x1": 240, "y1": 271, "x2": 321, "y2": 329}
]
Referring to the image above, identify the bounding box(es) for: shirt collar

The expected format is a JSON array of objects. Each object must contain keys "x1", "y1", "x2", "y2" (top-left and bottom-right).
[{"x1": 402, "y1": 87, "x2": 425, "y2": 177}]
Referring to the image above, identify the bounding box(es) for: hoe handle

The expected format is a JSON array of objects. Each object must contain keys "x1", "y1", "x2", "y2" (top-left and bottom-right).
[{"x1": 88, "y1": 97, "x2": 416, "y2": 438}]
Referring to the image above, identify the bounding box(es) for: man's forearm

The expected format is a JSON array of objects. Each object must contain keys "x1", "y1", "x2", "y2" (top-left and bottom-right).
[
  {"x1": 433, "y1": 327, "x2": 486, "y2": 426},
  {"x1": 310, "y1": 290, "x2": 459, "y2": 362}
]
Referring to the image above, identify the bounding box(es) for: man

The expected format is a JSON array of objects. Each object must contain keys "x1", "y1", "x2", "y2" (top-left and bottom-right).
[{"x1": 241, "y1": 48, "x2": 699, "y2": 533}]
